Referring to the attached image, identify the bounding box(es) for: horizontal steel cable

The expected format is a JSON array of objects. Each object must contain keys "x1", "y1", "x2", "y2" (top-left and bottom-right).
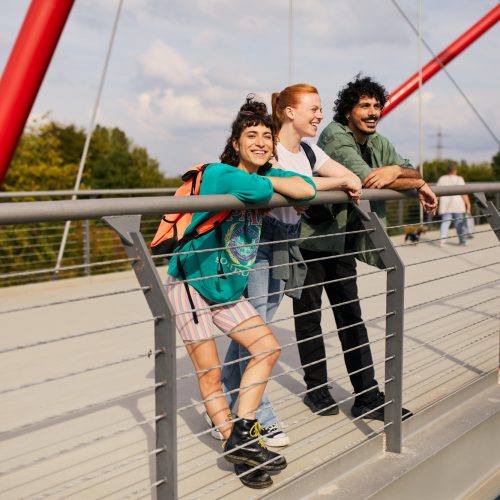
[
  {"x1": 178, "y1": 374, "x2": 394, "y2": 483},
  {"x1": 398, "y1": 227, "x2": 494, "y2": 248},
  {"x1": 385, "y1": 213, "x2": 484, "y2": 233},
  {"x1": 404, "y1": 243, "x2": 500, "y2": 267},
  {"x1": 175, "y1": 287, "x2": 391, "y2": 359},
  {"x1": 27, "y1": 452, "x2": 149, "y2": 499},
  {"x1": 404, "y1": 329, "x2": 496, "y2": 377},
  {"x1": 0, "y1": 224, "x2": 65, "y2": 234},
  {"x1": 406, "y1": 259, "x2": 500, "y2": 289},
  {"x1": 177, "y1": 325, "x2": 390, "y2": 445},
  {"x1": 0, "y1": 318, "x2": 153, "y2": 354},
  {"x1": 0, "y1": 287, "x2": 147, "y2": 315},
  {"x1": 188, "y1": 416, "x2": 393, "y2": 499},
  {"x1": 0, "y1": 352, "x2": 150, "y2": 396},
  {"x1": 404, "y1": 295, "x2": 499, "y2": 335},
  {"x1": 151, "y1": 227, "x2": 372, "y2": 260},
  {"x1": 405, "y1": 277, "x2": 500, "y2": 312},
  {"x1": 0, "y1": 414, "x2": 161, "y2": 477},
  {"x1": 0, "y1": 257, "x2": 135, "y2": 280},
  {"x1": 404, "y1": 347, "x2": 496, "y2": 399},
  {"x1": 0, "y1": 239, "x2": 80, "y2": 252},
  {"x1": 177, "y1": 311, "x2": 389, "y2": 383},
  {"x1": 0, "y1": 386, "x2": 154, "y2": 439},
  {"x1": 165, "y1": 245, "x2": 386, "y2": 296},
  {"x1": 405, "y1": 318, "x2": 496, "y2": 369},
  {"x1": 177, "y1": 341, "x2": 392, "y2": 416},
  {"x1": 173, "y1": 261, "x2": 388, "y2": 323}
]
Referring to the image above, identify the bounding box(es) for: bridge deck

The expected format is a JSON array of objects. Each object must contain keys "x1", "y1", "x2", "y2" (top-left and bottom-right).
[{"x1": 0, "y1": 228, "x2": 498, "y2": 499}]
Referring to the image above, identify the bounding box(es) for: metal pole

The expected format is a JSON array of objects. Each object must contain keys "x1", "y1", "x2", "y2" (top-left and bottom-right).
[
  {"x1": 472, "y1": 192, "x2": 500, "y2": 243},
  {"x1": 288, "y1": 0, "x2": 293, "y2": 84},
  {"x1": 383, "y1": 4, "x2": 500, "y2": 117},
  {"x1": 0, "y1": 0, "x2": 75, "y2": 186},
  {"x1": 417, "y1": 0, "x2": 424, "y2": 226},
  {"x1": 54, "y1": 0, "x2": 124, "y2": 276},
  {"x1": 82, "y1": 219, "x2": 91, "y2": 277},
  {"x1": 352, "y1": 201, "x2": 405, "y2": 453},
  {"x1": 104, "y1": 215, "x2": 177, "y2": 499}
]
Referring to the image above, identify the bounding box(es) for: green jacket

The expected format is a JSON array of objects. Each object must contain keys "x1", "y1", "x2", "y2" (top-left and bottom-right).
[
  {"x1": 318, "y1": 121, "x2": 413, "y2": 226},
  {"x1": 300, "y1": 122, "x2": 414, "y2": 254}
]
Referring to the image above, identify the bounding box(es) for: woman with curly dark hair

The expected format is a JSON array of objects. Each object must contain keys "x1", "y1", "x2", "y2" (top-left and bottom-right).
[{"x1": 167, "y1": 95, "x2": 315, "y2": 488}]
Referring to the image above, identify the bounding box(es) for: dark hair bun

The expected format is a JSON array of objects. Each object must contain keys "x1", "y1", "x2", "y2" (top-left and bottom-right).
[{"x1": 239, "y1": 94, "x2": 269, "y2": 117}]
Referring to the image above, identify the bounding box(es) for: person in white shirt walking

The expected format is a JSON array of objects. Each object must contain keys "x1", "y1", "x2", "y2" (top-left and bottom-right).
[{"x1": 437, "y1": 164, "x2": 471, "y2": 246}]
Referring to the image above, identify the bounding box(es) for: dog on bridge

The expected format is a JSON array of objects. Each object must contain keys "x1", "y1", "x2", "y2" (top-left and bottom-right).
[{"x1": 404, "y1": 224, "x2": 430, "y2": 243}]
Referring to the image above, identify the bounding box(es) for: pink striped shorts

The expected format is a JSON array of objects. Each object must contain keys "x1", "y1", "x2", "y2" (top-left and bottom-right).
[{"x1": 165, "y1": 275, "x2": 259, "y2": 342}]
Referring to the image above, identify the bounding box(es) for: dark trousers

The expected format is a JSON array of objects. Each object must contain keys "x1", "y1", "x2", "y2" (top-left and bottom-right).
[{"x1": 293, "y1": 249, "x2": 378, "y2": 397}]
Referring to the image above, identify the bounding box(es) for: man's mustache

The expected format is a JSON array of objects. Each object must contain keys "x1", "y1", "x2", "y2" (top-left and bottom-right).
[{"x1": 363, "y1": 115, "x2": 379, "y2": 122}]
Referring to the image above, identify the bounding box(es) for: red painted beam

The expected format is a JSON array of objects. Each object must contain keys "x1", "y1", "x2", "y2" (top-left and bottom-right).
[
  {"x1": 384, "y1": 4, "x2": 500, "y2": 116},
  {"x1": 0, "y1": 0, "x2": 74, "y2": 187}
]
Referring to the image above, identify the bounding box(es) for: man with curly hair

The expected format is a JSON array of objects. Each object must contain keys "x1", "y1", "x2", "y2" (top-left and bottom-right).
[{"x1": 293, "y1": 74, "x2": 436, "y2": 421}]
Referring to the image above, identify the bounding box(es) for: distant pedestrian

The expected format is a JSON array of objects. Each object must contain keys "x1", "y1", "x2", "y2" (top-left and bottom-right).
[{"x1": 437, "y1": 164, "x2": 471, "y2": 246}]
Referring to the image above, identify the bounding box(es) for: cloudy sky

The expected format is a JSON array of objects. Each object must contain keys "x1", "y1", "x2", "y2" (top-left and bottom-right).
[{"x1": 1, "y1": 0, "x2": 499, "y2": 177}]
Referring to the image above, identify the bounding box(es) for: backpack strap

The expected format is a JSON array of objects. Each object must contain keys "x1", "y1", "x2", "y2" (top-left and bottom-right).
[
  {"x1": 300, "y1": 141, "x2": 316, "y2": 171},
  {"x1": 176, "y1": 258, "x2": 199, "y2": 324}
]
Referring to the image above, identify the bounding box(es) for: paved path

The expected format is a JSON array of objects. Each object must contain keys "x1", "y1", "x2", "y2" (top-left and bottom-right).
[{"x1": 0, "y1": 227, "x2": 498, "y2": 499}]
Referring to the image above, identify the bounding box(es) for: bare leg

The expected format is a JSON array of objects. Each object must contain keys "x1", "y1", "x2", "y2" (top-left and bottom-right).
[
  {"x1": 228, "y1": 315, "x2": 281, "y2": 420},
  {"x1": 184, "y1": 338, "x2": 232, "y2": 439}
]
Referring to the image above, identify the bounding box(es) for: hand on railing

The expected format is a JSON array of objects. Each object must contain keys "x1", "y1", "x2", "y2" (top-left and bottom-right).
[{"x1": 417, "y1": 182, "x2": 438, "y2": 215}]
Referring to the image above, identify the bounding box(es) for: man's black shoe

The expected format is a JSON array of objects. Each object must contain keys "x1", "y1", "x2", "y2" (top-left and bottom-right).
[
  {"x1": 303, "y1": 386, "x2": 339, "y2": 416},
  {"x1": 234, "y1": 463, "x2": 273, "y2": 489},
  {"x1": 351, "y1": 391, "x2": 413, "y2": 421}
]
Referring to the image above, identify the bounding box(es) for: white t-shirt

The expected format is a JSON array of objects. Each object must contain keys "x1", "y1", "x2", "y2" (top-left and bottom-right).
[
  {"x1": 436, "y1": 174, "x2": 466, "y2": 214},
  {"x1": 270, "y1": 141, "x2": 330, "y2": 224}
]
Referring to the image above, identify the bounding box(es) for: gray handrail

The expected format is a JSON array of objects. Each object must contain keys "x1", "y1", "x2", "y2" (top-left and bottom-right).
[
  {"x1": 1, "y1": 183, "x2": 499, "y2": 225},
  {"x1": 0, "y1": 188, "x2": 177, "y2": 198}
]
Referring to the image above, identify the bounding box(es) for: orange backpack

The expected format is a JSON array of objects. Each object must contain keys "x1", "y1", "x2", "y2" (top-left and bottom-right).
[{"x1": 150, "y1": 164, "x2": 231, "y2": 256}]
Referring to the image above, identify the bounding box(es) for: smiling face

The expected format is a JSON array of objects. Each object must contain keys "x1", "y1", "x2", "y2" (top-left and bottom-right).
[
  {"x1": 287, "y1": 92, "x2": 323, "y2": 138},
  {"x1": 346, "y1": 95, "x2": 381, "y2": 144},
  {"x1": 233, "y1": 124, "x2": 274, "y2": 173}
]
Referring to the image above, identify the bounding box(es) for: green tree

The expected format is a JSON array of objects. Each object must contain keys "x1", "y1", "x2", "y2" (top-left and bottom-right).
[
  {"x1": 3, "y1": 119, "x2": 180, "y2": 192},
  {"x1": 3, "y1": 121, "x2": 78, "y2": 192},
  {"x1": 422, "y1": 159, "x2": 493, "y2": 183},
  {"x1": 492, "y1": 151, "x2": 500, "y2": 181}
]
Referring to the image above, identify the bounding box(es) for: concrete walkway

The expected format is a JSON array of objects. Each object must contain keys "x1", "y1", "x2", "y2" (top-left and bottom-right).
[{"x1": 0, "y1": 227, "x2": 498, "y2": 499}]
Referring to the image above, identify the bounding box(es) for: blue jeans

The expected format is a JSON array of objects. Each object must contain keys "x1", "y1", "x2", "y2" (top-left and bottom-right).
[
  {"x1": 221, "y1": 216, "x2": 300, "y2": 427},
  {"x1": 440, "y1": 212, "x2": 465, "y2": 244}
]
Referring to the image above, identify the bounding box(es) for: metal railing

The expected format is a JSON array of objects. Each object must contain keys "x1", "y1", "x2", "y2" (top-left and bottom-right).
[{"x1": 0, "y1": 183, "x2": 499, "y2": 499}]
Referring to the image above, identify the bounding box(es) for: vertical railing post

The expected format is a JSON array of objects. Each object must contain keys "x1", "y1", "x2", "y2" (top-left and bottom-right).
[
  {"x1": 472, "y1": 192, "x2": 500, "y2": 242},
  {"x1": 103, "y1": 215, "x2": 177, "y2": 500},
  {"x1": 352, "y1": 201, "x2": 405, "y2": 453},
  {"x1": 82, "y1": 219, "x2": 91, "y2": 277}
]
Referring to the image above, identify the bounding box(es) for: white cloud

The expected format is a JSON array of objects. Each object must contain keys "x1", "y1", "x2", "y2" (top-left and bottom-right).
[
  {"x1": 134, "y1": 87, "x2": 231, "y2": 134},
  {"x1": 137, "y1": 40, "x2": 208, "y2": 86}
]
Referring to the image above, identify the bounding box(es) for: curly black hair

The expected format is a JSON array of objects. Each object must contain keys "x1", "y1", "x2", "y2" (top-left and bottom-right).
[
  {"x1": 333, "y1": 74, "x2": 389, "y2": 125},
  {"x1": 220, "y1": 94, "x2": 276, "y2": 173}
]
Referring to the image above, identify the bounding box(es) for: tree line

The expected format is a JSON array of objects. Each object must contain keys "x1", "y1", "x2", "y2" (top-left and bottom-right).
[
  {"x1": 2, "y1": 119, "x2": 181, "y2": 194},
  {"x1": 2, "y1": 119, "x2": 499, "y2": 193},
  {"x1": 0, "y1": 119, "x2": 499, "y2": 287}
]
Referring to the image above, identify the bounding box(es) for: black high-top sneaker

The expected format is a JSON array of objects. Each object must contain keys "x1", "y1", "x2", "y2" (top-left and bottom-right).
[{"x1": 224, "y1": 417, "x2": 287, "y2": 472}]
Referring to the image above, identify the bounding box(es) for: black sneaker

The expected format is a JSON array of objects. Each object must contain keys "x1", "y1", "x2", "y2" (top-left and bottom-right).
[
  {"x1": 351, "y1": 391, "x2": 413, "y2": 421},
  {"x1": 303, "y1": 386, "x2": 339, "y2": 416}
]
